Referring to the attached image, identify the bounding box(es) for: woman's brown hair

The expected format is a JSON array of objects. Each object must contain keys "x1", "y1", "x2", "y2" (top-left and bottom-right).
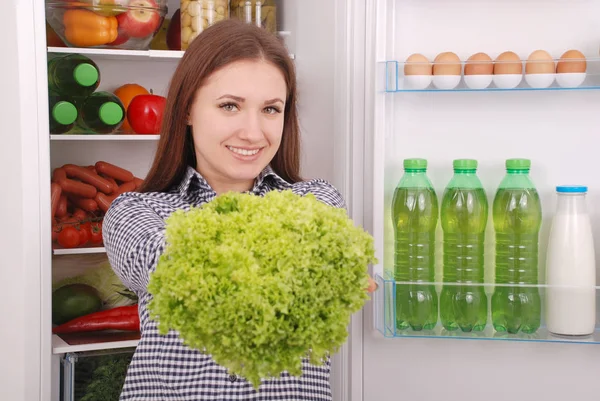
[{"x1": 139, "y1": 19, "x2": 302, "y2": 193}]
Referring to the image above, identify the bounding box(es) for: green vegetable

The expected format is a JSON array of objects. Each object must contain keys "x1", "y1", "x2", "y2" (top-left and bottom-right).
[
  {"x1": 52, "y1": 284, "x2": 103, "y2": 325},
  {"x1": 53, "y1": 256, "x2": 137, "y2": 308},
  {"x1": 148, "y1": 190, "x2": 377, "y2": 389},
  {"x1": 74, "y1": 352, "x2": 133, "y2": 401}
]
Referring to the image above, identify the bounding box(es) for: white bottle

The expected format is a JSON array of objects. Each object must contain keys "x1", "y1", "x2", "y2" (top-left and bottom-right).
[{"x1": 546, "y1": 185, "x2": 596, "y2": 336}]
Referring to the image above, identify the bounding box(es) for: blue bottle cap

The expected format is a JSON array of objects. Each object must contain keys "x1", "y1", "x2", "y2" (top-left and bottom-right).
[{"x1": 556, "y1": 185, "x2": 588, "y2": 193}]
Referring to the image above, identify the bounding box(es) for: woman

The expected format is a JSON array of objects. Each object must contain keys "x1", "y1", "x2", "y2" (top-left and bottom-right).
[{"x1": 104, "y1": 19, "x2": 375, "y2": 401}]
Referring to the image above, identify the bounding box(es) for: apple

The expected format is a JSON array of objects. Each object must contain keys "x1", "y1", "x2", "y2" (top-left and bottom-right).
[
  {"x1": 166, "y1": 9, "x2": 181, "y2": 50},
  {"x1": 127, "y1": 93, "x2": 166, "y2": 135},
  {"x1": 109, "y1": 30, "x2": 130, "y2": 46},
  {"x1": 116, "y1": 0, "x2": 162, "y2": 39}
]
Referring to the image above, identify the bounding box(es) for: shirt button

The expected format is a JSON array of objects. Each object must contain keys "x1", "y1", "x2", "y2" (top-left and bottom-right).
[{"x1": 229, "y1": 374, "x2": 237, "y2": 382}]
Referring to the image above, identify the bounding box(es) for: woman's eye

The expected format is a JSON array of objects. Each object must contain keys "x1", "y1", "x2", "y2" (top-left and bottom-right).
[
  {"x1": 220, "y1": 103, "x2": 239, "y2": 112},
  {"x1": 264, "y1": 106, "x2": 281, "y2": 115}
]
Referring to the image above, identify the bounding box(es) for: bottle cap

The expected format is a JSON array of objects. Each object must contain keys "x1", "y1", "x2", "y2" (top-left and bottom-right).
[
  {"x1": 52, "y1": 101, "x2": 77, "y2": 125},
  {"x1": 73, "y1": 63, "x2": 99, "y2": 87},
  {"x1": 99, "y1": 102, "x2": 124, "y2": 126},
  {"x1": 453, "y1": 159, "x2": 477, "y2": 170},
  {"x1": 556, "y1": 185, "x2": 587, "y2": 193},
  {"x1": 404, "y1": 158, "x2": 427, "y2": 170},
  {"x1": 506, "y1": 158, "x2": 531, "y2": 170}
]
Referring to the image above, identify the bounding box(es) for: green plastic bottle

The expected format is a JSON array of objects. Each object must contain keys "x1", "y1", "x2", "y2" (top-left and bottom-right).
[
  {"x1": 47, "y1": 54, "x2": 100, "y2": 97},
  {"x1": 492, "y1": 159, "x2": 542, "y2": 334},
  {"x1": 77, "y1": 92, "x2": 125, "y2": 134},
  {"x1": 391, "y1": 158, "x2": 439, "y2": 331},
  {"x1": 49, "y1": 91, "x2": 78, "y2": 135},
  {"x1": 440, "y1": 159, "x2": 488, "y2": 332}
]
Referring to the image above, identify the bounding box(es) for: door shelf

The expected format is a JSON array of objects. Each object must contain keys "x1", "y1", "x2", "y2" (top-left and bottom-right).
[
  {"x1": 374, "y1": 273, "x2": 600, "y2": 344},
  {"x1": 50, "y1": 134, "x2": 160, "y2": 141},
  {"x1": 383, "y1": 57, "x2": 600, "y2": 92}
]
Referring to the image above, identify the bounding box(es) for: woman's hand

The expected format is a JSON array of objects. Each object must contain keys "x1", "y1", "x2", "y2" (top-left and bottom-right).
[{"x1": 366, "y1": 276, "x2": 378, "y2": 293}]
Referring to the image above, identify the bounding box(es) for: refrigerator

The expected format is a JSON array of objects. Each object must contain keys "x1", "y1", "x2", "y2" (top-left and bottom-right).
[{"x1": 2, "y1": 0, "x2": 600, "y2": 400}]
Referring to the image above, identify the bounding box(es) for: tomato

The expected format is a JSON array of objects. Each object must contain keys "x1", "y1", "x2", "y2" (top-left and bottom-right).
[
  {"x1": 89, "y1": 221, "x2": 103, "y2": 244},
  {"x1": 127, "y1": 94, "x2": 166, "y2": 134},
  {"x1": 73, "y1": 208, "x2": 87, "y2": 222},
  {"x1": 58, "y1": 226, "x2": 80, "y2": 248},
  {"x1": 78, "y1": 225, "x2": 90, "y2": 247}
]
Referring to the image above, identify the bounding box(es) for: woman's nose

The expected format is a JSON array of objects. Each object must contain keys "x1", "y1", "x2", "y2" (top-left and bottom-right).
[{"x1": 238, "y1": 112, "x2": 264, "y2": 142}]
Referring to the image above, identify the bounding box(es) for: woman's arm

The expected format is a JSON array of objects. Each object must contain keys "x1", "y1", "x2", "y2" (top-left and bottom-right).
[{"x1": 102, "y1": 194, "x2": 166, "y2": 295}]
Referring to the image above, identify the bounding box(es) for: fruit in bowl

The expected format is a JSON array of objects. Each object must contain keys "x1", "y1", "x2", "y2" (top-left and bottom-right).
[{"x1": 45, "y1": 0, "x2": 167, "y2": 50}]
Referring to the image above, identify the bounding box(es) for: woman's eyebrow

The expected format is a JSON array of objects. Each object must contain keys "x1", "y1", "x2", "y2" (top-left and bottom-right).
[
  {"x1": 264, "y1": 98, "x2": 284, "y2": 105},
  {"x1": 217, "y1": 94, "x2": 245, "y2": 102}
]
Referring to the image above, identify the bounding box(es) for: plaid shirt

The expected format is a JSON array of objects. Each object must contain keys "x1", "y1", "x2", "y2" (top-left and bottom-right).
[{"x1": 103, "y1": 165, "x2": 346, "y2": 401}]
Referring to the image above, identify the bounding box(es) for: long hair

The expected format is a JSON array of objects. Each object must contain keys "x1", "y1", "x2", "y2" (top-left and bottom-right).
[{"x1": 139, "y1": 19, "x2": 302, "y2": 193}]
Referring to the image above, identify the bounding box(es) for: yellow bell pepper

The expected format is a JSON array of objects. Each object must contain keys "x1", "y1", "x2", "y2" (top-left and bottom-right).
[{"x1": 63, "y1": 9, "x2": 118, "y2": 47}]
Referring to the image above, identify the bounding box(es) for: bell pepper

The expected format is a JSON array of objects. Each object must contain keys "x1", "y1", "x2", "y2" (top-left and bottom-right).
[
  {"x1": 52, "y1": 304, "x2": 140, "y2": 334},
  {"x1": 63, "y1": 9, "x2": 118, "y2": 47}
]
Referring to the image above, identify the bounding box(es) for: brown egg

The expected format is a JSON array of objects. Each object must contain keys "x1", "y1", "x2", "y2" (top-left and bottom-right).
[
  {"x1": 433, "y1": 52, "x2": 461, "y2": 76},
  {"x1": 494, "y1": 51, "x2": 522, "y2": 75},
  {"x1": 404, "y1": 54, "x2": 432, "y2": 76},
  {"x1": 557, "y1": 50, "x2": 586, "y2": 73},
  {"x1": 464, "y1": 52, "x2": 493, "y2": 75},
  {"x1": 526, "y1": 50, "x2": 555, "y2": 74}
]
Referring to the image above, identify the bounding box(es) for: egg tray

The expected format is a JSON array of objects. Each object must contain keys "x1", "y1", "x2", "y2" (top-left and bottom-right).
[{"x1": 384, "y1": 53, "x2": 600, "y2": 92}]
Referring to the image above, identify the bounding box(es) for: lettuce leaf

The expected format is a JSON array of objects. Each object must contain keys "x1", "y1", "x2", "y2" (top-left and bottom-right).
[{"x1": 147, "y1": 190, "x2": 376, "y2": 389}]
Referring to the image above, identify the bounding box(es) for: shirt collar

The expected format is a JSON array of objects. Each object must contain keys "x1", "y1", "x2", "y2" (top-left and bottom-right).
[{"x1": 177, "y1": 165, "x2": 291, "y2": 199}]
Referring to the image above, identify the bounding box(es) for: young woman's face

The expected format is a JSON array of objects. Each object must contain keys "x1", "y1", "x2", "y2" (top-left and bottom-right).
[{"x1": 189, "y1": 59, "x2": 287, "y2": 194}]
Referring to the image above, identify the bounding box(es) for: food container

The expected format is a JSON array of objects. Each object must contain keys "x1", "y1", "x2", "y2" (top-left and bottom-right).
[
  {"x1": 230, "y1": 0, "x2": 277, "y2": 33},
  {"x1": 45, "y1": 0, "x2": 168, "y2": 50},
  {"x1": 180, "y1": 0, "x2": 229, "y2": 50}
]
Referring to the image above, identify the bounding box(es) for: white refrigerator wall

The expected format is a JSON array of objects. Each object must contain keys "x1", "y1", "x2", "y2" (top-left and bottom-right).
[{"x1": 363, "y1": 0, "x2": 600, "y2": 399}]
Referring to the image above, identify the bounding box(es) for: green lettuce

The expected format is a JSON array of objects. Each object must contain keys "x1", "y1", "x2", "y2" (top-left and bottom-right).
[{"x1": 147, "y1": 190, "x2": 376, "y2": 389}]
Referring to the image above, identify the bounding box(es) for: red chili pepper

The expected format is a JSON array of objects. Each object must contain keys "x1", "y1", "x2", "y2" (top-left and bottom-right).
[{"x1": 52, "y1": 305, "x2": 140, "y2": 334}]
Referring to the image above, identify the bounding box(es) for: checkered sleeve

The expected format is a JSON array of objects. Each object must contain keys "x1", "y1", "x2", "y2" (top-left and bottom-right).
[
  {"x1": 296, "y1": 179, "x2": 347, "y2": 210},
  {"x1": 102, "y1": 194, "x2": 166, "y2": 295}
]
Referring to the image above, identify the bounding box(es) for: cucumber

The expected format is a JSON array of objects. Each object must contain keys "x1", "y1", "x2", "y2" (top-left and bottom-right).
[{"x1": 52, "y1": 284, "x2": 103, "y2": 325}]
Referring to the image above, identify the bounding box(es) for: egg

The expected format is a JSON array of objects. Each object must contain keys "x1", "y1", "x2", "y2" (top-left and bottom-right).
[
  {"x1": 526, "y1": 50, "x2": 555, "y2": 74},
  {"x1": 493, "y1": 51, "x2": 522, "y2": 75},
  {"x1": 404, "y1": 54, "x2": 432, "y2": 76},
  {"x1": 433, "y1": 52, "x2": 462, "y2": 75},
  {"x1": 556, "y1": 50, "x2": 586, "y2": 73},
  {"x1": 464, "y1": 52, "x2": 493, "y2": 75}
]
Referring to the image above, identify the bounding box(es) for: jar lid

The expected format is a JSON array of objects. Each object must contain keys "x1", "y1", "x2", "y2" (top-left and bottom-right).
[
  {"x1": 506, "y1": 158, "x2": 531, "y2": 170},
  {"x1": 453, "y1": 159, "x2": 477, "y2": 170},
  {"x1": 556, "y1": 185, "x2": 587, "y2": 193}
]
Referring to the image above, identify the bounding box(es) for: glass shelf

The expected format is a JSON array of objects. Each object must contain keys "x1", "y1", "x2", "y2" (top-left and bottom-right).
[
  {"x1": 383, "y1": 56, "x2": 600, "y2": 92},
  {"x1": 374, "y1": 272, "x2": 600, "y2": 344}
]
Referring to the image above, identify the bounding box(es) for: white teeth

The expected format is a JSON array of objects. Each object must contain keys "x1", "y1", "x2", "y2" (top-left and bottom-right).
[{"x1": 227, "y1": 146, "x2": 260, "y2": 156}]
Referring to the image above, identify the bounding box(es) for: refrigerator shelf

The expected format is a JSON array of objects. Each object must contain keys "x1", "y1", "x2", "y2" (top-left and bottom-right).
[
  {"x1": 383, "y1": 57, "x2": 600, "y2": 92},
  {"x1": 50, "y1": 134, "x2": 160, "y2": 141},
  {"x1": 374, "y1": 273, "x2": 600, "y2": 344},
  {"x1": 53, "y1": 246, "x2": 106, "y2": 256},
  {"x1": 52, "y1": 333, "x2": 139, "y2": 354}
]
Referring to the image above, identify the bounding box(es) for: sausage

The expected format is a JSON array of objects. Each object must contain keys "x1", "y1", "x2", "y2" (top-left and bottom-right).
[
  {"x1": 86, "y1": 165, "x2": 98, "y2": 175},
  {"x1": 68, "y1": 195, "x2": 99, "y2": 212},
  {"x1": 116, "y1": 181, "x2": 136, "y2": 196},
  {"x1": 52, "y1": 168, "x2": 67, "y2": 183},
  {"x1": 99, "y1": 173, "x2": 119, "y2": 193},
  {"x1": 95, "y1": 192, "x2": 118, "y2": 213},
  {"x1": 63, "y1": 164, "x2": 113, "y2": 194},
  {"x1": 51, "y1": 183, "x2": 62, "y2": 218},
  {"x1": 58, "y1": 178, "x2": 97, "y2": 199},
  {"x1": 132, "y1": 177, "x2": 144, "y2": 190},
  {"x1": 56, "y1": 195, "x2": 68, "y2": 217},
  {"x1": 95, "y1": 161, "x2": 134, "y2": 183}
]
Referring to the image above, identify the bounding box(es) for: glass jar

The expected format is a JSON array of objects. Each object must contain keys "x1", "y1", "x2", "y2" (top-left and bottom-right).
[
  {"x1": 181, "y1": 0, "x2": 230, "y2": 50},
  {"x1": 230, "y1": 0, "x2": 277, "y2": 34}
]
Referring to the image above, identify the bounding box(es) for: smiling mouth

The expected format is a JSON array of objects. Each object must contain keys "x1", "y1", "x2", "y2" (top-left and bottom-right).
[{"x1": 226, "y1": 146, "x2": 263, "y2": 156}]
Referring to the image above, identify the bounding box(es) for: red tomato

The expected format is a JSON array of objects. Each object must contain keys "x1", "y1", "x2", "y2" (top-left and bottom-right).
[
  {"x1": 90, "y1": 221, "x2": 103, "y2": 244},
  {"x1": 73, "y1": 208, "x2": 87, "y2": 222},
  {"x1": 78, "y1": 225, "x2": 90, "y2": 247},
  {"x1": 127, "y1": 94, "x2": 166, "y2": 134},
  {"x1": 58, "y1": 226, "x2": 80, "y2": 248}
]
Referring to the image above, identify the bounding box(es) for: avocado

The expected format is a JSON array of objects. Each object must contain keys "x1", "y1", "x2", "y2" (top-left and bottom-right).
[{"x1": 52, "y1": 284, "x2": 103, "y2": 325}]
